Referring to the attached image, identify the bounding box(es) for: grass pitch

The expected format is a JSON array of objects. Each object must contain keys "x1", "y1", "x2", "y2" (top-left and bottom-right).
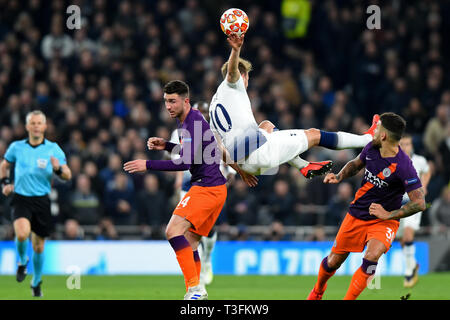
[{"x1": 0, "y1": 273, "x2": 449, "y2": 300}]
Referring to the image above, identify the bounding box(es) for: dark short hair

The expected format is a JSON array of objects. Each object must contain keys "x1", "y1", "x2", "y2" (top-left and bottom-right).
[
  {"x1": 163, "y1": 80, "x2": 189, "y2": 97},
  {"x1": 380, "y1": 112, "x2": 406, "y2": 141},
  {"x1": 401, "y1": 132, "x2": 413, "y2": 140}
]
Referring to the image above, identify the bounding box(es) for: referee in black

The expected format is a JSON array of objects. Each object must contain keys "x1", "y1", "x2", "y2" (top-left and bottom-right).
[{"x1": 0, "y1": 110, "x2": 72, "y2": 297}]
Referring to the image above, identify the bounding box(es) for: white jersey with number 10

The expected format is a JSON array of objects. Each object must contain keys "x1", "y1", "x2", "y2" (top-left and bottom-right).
[{"x1": 209, "y1": 77, "x2": 265, "y2": 162}]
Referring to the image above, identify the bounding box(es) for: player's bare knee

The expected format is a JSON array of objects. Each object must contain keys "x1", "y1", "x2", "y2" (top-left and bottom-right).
[
  {"x1": 363, "y1": 250, "x2": 382, "y2": 262},
  {"x1": 258, "y1": 120, "x2": 275, "y2": 133},
  {"x1": 32, "y1": 239, "x2": 45, "y2": 253},
  {"x1": 165, "y1": 226, "x2": 173, "y2": 240},
  {"x1": 165, "y1": 225, "x2": 183, "y2": 240},
  {"x1": 365, "y1": 239, "x2": 386, "y2": 261},
  {"x1": 326, "y1": 257, "x2": 338, "y2": 270},
  {"x1": 327, "y1": 253, "x2": 346, "y2": 269},
  {"x1": 304, "y1": 128, "x2": 321, "y2": 147},
  {"x1": 33, "y1": 244, "x2": 44, "y2": 254},
  {"x1": 402, "y1": 234, "x2": 414, "y2": 244},
  {"x1": 403, "y1": 227, "x2": 414, "y2": 243},
  {"x1": 16, "y1": 233, "x2": 29, "y2": 242},
  {"x1": 15, "y1": 226, "x2": 30, "y2": 242}
]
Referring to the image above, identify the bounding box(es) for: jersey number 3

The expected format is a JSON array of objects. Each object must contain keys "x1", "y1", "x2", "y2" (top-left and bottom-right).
[
  {"x1": 210, "y1": 104, "x2": 232, "y2": 133},
  {"x1": 386, "y1": 227, "x2": 394, "y2": 243}
]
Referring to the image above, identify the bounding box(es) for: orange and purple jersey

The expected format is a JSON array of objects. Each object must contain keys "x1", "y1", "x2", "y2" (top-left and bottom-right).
[
  {"x1": 349, "y1": 141, "x2": 422, "y2": 221},
  {"x1": 147, "y1": 108, "x2": 227, "y2": 187}
]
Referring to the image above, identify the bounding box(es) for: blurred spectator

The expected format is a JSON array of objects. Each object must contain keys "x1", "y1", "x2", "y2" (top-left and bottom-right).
[
  {"x1": 429, "y1": 186, "x2": 450, "y2": 236},
  {"x1": 403, "y1": 98, "x2": 428, "y2": 151},
  {"x1": 318, "y1": 76, "x2": 335, "y2": 111},
  {"x1": 73, "y1": 29, "x2": 98, "y2": 56},
  {"x1": 113, "y1": 83, "x2": 138, "y2": 118},
  {"x1": 96, "y1": 218, "x2": 119, "y2": 240},
  {"x1": 100, "y1": 153, "x2": 122, "y2": 187},
  {"x1": 421, "y1": 67, "x2": 444, "y2": 111},
  {"x1": 425, "y1": 160, "x2": 446, "y2": 207},
  {"x1": 298, "y1": 103, "x2": 318, "y2": 129},
  {"x1": 264, "y1": 221, "x2": 289, "y2": 241},
  {"x1": 83, "y1": 160, "x2": 105, "y2": 198},
  {"x1": 352, "y1": 40, "x2": 383, "y2": 119},
  {"x1": 423, "y1": 104, "x2": 450, "y2": 156},
  {"x1": 437, "y1": 124, "x2": 450, "y2": 182},
  {"x1": 104, "y1": 172, "x2": 135, "y2": 225},
  {"x1": 298, "y1": 53, "x2": 318, "y2": 100},
  {"x1": 64, "y1": 219, "x2": 84, "y2": 240},
  {"x1": 227, "y1": 180, "x2": 257, "y2": 226},
  {"x1": 306, "y1": 225, "x2": 326, "y2": 241},
  {"x1": 67, "y1": 154, "x2": 82, "y2": 180},
  {"x1": 68, "y1": 174, "x2": 103, "y2": 225},
  {"x1": 383, "y1": 77, "x2": 411, "y2": 115},
  {"x1": 0, "y1": 0, "x2": 449, "y2": 240},
  {"x1": 41, "y1": 15, "x2": 74, "y2": 60},
  {"x1": 117, "y1": 136, "x2": 133, "y2": 163},
  {"x1": 83, "y1": 139, "x2": 108, "y2": 172},
  {"x1": 325, "y1": 182, "x2": 353, "y2": 226},
  {"x1": 330, "y1": 100, "x2": 351, "y2": 132},
  {"x1": 267, "y1": 179, "x2": 295, "y2": 225},
  {"x1": 405, "y1": 62, "x2": 423, "y2": 97}
]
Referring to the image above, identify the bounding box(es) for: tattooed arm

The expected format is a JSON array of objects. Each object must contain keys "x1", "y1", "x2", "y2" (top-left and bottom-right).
[
  {"x1": 369, "y1": 187, "x2": 427, "y2": 220},
  {"x1": 323, "y1": 154, "x2": 365, "y2": 184}
]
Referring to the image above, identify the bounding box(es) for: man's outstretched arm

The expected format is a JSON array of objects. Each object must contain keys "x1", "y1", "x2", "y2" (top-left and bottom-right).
[
  {"x1": 323, "y1": 154, "x2": 365, "y2": 184},
  {"x1": 226, "y1": 33, "x2": 244, "y2": 83}
]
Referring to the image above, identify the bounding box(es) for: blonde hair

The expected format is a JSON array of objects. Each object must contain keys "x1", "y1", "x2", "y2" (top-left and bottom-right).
[{"x1": 221, "y1": 58, "x2": 253, "y2": 79}]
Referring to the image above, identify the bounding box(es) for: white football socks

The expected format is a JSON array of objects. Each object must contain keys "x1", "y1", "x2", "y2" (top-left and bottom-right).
[
  {"x1": 288, "y1": 156, "x2": 309, "y2": 169},
  {"x1": 403, "y1": 242, "x2": 417, "y2": 276},
  {"x1": 336, "y1": 132, "x2": 373, "y2": 149}
]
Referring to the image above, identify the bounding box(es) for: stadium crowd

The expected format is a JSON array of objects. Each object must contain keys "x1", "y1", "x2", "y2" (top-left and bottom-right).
[{"x1": 0, "y1": 0, "x2": 449, "y2": 240}]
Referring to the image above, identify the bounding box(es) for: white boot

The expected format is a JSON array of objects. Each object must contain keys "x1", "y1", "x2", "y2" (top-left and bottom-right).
[{"x1": 184, "y1": 284, "x2": 208, "y2": 300}]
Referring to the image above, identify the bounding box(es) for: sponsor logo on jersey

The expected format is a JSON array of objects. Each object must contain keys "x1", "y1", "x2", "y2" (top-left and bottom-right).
[{"x1": 364, "y1": 168, "x2": 389, "y2": 188}]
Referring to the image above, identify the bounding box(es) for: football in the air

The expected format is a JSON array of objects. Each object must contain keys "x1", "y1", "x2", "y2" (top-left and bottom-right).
[{"x1": 220, "y1": 8, "x2": 249, "y2": 37}]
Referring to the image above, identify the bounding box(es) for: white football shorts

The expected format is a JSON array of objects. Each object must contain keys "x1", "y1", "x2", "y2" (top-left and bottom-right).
[
  {"x1": 239, "y1": 128, "x2": 309, "y2": 175},
  {"x1": 397, "y1": 211, "x2": 422, "y2": 237}
]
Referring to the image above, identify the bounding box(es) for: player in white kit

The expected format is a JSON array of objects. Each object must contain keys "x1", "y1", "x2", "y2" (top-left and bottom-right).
[
  {"x1": 210, "y1": 34, "x2": 379, "y2": 178},
  {"x1": 170, "y1": 102, "x2": 234, "y2": 288},
  {"x1": 398, "y1": 134, "x2": 431, "y2": 288}
]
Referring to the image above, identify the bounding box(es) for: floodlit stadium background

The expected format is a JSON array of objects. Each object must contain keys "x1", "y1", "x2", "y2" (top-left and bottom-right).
[{"x1": 0, "y1": 0, "x2": 449, "y2": 277}]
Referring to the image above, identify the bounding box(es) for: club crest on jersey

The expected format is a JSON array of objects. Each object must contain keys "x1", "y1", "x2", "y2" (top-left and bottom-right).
[{"x1": 382, "y1": 167, "x2": 392, "y2": 178}]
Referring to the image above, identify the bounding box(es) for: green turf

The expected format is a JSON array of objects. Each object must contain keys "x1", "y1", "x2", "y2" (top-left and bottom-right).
[{"x1": 0, "y1": 273, "x2": 449, "y2": 300}]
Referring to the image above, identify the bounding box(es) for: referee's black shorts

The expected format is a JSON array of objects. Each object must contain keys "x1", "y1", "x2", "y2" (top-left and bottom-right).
[{"x1": 11, "y1": 193, "x2": 52, "y2": 238}]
